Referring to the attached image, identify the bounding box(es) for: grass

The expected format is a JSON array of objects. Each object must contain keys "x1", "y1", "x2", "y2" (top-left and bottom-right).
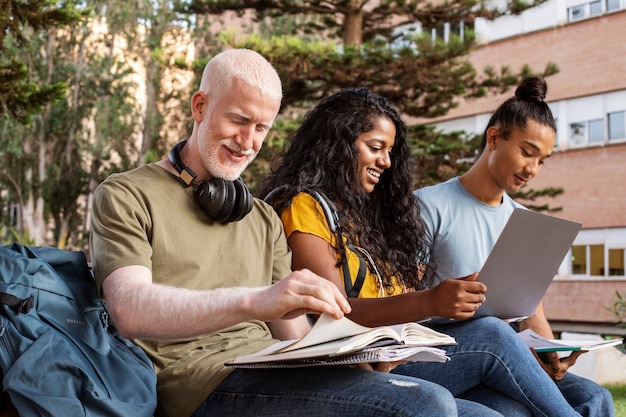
[{"x1": 606, "y1": 384, "x2": 626, "y2": 416}]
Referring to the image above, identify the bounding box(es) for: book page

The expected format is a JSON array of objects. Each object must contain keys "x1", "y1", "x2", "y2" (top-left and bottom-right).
[
  {"x1": 518, "y1": 329, "x2": 624, "y2": 352},
  {"x1": 279, "y1": 314, "x2": 456, "y2": 354},
  {"x1": 229, "y1": 314, "x2": 457, "y2": 366},
  {"x1": 399, "y1": 322, "x2": 458, "y2": 346},
  {"x1": 278, "y1": 313, "x2": 397, "y2": 353}
]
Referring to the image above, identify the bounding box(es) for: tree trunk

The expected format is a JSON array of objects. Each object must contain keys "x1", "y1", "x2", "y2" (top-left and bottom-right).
[
  {"x1": 139, "y1": 50, "x2": 157, "y2": 166},
  {"x1": 343, "y1": 1, "x2": 364, "y2": 47},
  {"x1": 26, "y1": 29, "x2": 58, "y2": 245}
]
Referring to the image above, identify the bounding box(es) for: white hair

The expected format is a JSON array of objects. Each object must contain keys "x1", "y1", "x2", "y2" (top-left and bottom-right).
[{"x1": 199, "y1": 49, "x2": 283, "y2": 100}]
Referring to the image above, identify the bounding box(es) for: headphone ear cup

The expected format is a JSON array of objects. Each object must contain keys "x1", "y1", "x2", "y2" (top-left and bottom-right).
[
  {"x1": 193, "y1": 179, "x2": 231, "y2": 222},
  {"x1": 217, "y1": 179, "x2": 237, "y2": 222},
  {"x1": 193, "y1": 178, "x2": 253, "y2": 223},
  {"x1": 228, "y1": 178, "x2": 254, "y2": 222}
]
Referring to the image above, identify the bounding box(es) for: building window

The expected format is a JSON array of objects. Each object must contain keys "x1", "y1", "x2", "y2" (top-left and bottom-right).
[
  {"x1": 590, "y1": 0, "x2": 603, "y2": 15},
  {"x1": 608, "y1": 110, "x2": 626, "y2": 140},
  {"x1": 590, "y1": 244, "x2": 605, "y2": 276},
  {"x1": 568, "y1": 0, "x2": 624, "y2": 20},
  {"x1": 571, "y1": 244, "x2": 626, "y2": 277},
  {"x1": 569, "y1": 4, "x2": 586, "y2": 20},
  {"x1": 571, "y1": 245, "x2": 587, "y2": 274},
  {"x1": 588, "y1": 118, "x2": 604, "y2": 143},
  {"x1": 607, "y1": 0, "x2": 622, "y2": 12},
  {"x1": 608, "y1": 248, "x2": 626, "y2": 276},
  {"x1": 450, "y1": 21, "x2": 464, "y2": 41},
  {"x1": 571, "y1": 244, "x2": 603, "y2": 276},
  {"x1": 569, "y1": 116, "x2": 621, "y2": 146},
  {"x1": 570, "y1": 122, "x2": 586, "y2": 146},
  {"x1": 431, "y1": 26, "x2": 445, "y2": 42}
]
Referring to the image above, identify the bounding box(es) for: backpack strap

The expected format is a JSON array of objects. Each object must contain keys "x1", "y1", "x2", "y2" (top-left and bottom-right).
[
  {"x1": 342, "y1": 240, "x2": 367, "y2": 298},
  {"x1": 307, "y1": 190, "x2": 368, "y2": 298},
  {"x1": 264, "y1": 186, "x2": 367, "y2": 298},
  {"x1": 0, "y1": 293, "x2": 33, "y2": 314}
]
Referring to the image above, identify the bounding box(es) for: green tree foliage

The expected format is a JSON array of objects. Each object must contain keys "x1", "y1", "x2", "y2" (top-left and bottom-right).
[
  {"x1": 215, "y1": 32, "x2": 557, "y2": 193},
  {"x1": 91, "y1": 0, "x2": 193, "y2": 164},
  {"x1": 0, "y1": 0, "x2": 195, "y2": 248},
  {"x1": 0, "y1": 0, "x2": 563, "y2": 249},
  {"x1": 191, "y1": 0, "x2": 558, "y2": 117},
  {"x1": 230, "y1": 32, "x2": 557, "y2": 119},
  {"x1": 185, "y1": 0, "x2": 548, "y2": 47},
  {"x1": 511, "y1": 187, "x2": 564, "y2": 212},
  {"x1": 0, "y1": 18, "x2": 98, "y2": 246},
  {"x1": 0, "y1": 0, "x2": 87, "y2": 123},
  {"x1": 183, "y1": 0, "x2": 559, "y2": 193},
  {"x1": 408, "y1": 124, "x2": 481, "y2": 188}
]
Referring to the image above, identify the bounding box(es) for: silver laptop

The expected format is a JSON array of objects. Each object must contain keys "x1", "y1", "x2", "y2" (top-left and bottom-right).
[{"x1": 475, "y1": 208, "x2": 581, "y2": 319}]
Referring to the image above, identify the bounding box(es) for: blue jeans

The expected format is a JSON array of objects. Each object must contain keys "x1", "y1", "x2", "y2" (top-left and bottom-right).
[
  {"x1": 192, "y1": 366, "x2": 490, "y2": 416},
  {"x1": 392, "y1": 316, "x2": 586, "y2": 417},
  {"x1": 460, "y1": 374, "x2": 616, "y2": 417},
  {"x1": 556, "y1": 371, "x2": 615, "y2": 417},
  {"x1": 460, "y1": 385, "x2": 532, "y2": 416}
]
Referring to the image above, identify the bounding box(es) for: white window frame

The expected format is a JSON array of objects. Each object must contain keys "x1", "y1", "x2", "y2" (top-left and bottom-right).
[
  {"x1": 606, "y1": 0, "x2": 625, "y2": 12},
  {"x1": 608, "y1": 110, "x2": 626, "y2": 141},
  {"x1": 568, "y1": 3, "x2": 588, "y2": 20},
  {"x1": 569, "y1": 228, "x2": 626, "y2": 280}
]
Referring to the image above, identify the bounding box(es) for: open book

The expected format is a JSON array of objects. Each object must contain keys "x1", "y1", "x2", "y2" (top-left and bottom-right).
[
  {"x1": 518, "y1": 329, "x2": 624, "y2": 353},
  {"x1": 227, "y1": 313, "x2": 456, "y2": 368}
]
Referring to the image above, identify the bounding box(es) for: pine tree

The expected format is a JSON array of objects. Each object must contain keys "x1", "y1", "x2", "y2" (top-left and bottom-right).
[
  {"x1": 0, "y1": 0, "x2": 86, "y2": 123},
  {"x1": 180, "y1": 0, "x2": 559, "y2": 190}
]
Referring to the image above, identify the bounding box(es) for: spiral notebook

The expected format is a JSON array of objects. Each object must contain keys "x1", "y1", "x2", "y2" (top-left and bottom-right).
[
  {"x1": 228, "y1": 345, "x2": 451, "y2": 369},
  {"x1": 227, "y1": 313, "x2": 455, "y2": 368}
]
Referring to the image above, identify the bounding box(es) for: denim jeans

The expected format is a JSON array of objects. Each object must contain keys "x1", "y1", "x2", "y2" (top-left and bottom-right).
[
  {"x1": 460, "y1": 385, "x2": 532, "y2": 416},
  {"x1": 392, "y1": 316, "x2": 589, "y2": 417},
  {"x1": 556, "y1": 371, "x2": 615, "y2": 417},
  {"x1": 460, "y1": 375, "x2": 616, "y2": 417},
  {"x1": 193, "y1": 366, "x2": 466, "y2": 417}
]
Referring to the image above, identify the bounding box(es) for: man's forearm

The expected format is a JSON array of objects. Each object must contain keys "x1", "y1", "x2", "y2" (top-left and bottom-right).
[{"x1": 103, "y1": 267, "x2": 262, "y2": 339}]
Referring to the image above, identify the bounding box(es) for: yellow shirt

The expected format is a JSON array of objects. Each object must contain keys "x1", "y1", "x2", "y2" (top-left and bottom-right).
[{"x1": 280, "y1": 192, "x2": 404, "y2": 298}]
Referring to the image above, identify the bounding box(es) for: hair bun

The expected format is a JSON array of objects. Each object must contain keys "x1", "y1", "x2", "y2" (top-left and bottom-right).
[{"x1": 515, "y1": 76, "x2": 548, "y2": 102}]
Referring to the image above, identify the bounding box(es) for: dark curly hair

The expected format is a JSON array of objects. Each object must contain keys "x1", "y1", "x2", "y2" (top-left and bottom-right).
[{"x1": 260, "y1": 88, "x2": 436, "y2": 293}]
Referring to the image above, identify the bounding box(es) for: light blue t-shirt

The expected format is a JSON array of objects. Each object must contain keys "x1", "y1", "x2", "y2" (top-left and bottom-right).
[{"x1": 414, "y1": 177, "x2": 524, "y2": 287}]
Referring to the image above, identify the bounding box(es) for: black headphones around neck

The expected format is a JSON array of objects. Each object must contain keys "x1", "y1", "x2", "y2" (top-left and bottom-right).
[{"x1": 168, "y1": 140, "x2": 254, "y2": 223}]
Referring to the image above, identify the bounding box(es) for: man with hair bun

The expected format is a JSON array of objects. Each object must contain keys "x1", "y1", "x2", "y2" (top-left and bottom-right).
[{"x1": 415, "y1": 76, "x2": 615, "y2": 416}]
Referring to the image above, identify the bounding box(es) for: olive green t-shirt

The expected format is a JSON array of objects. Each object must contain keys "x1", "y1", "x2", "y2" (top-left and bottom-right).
[{"x1": 90, "y1": 164, "x2": 292, "y2": 417}]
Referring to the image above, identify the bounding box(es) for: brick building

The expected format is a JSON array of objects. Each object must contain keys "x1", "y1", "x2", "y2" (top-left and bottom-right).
[{"x1": 424, "y1": 0, "x2": 626, "y2": 335}]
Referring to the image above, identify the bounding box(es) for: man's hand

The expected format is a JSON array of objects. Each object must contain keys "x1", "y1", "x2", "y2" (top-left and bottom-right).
[
  {"x1": 428, "y1": 273, "x2": 487, "y2": 320},
  {"x1": 531, "y1": 349, "x2": 587, "y2": 381},
  {"x1": 249, "y1": 268, "x2": 352, "y2": 322}
]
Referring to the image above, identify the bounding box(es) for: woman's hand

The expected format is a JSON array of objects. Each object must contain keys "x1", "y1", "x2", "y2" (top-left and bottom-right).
[{"x1": 428, "y1": 273, "x2": 487, "y2": 320}]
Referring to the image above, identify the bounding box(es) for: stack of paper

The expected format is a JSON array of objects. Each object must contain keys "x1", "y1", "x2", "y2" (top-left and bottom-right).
[{"x1": 228, "y1": 313, "x2": 456, "y2": 368}]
